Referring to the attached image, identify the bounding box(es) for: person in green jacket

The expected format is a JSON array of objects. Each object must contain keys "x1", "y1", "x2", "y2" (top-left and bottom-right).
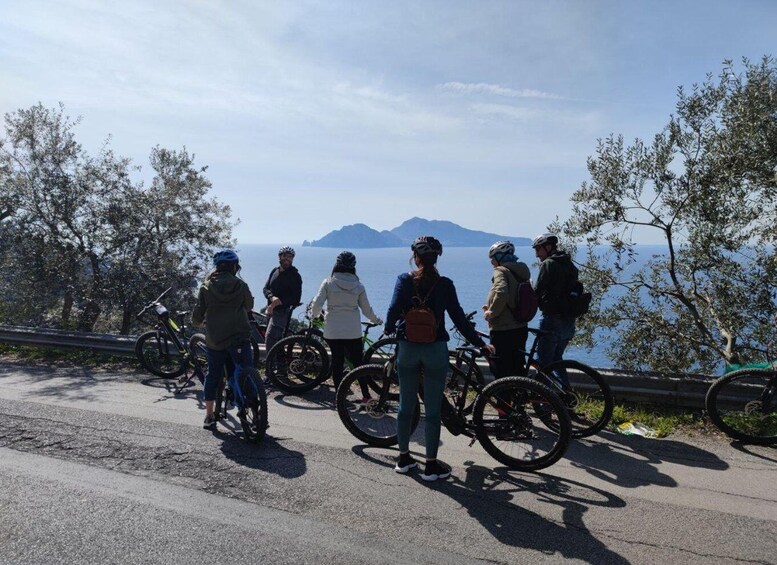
[
  {"x1": 192, "y1": 249, "x2": 255, "y2": 430},
  {"x1": 482, "y1": 240, "x2": 531, "y2": 378}
]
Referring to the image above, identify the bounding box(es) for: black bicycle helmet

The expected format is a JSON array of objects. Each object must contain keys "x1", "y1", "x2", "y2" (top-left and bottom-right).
[
  {"x1": 411, "y1": 235, "x2": 443, "y2": 256},
  {"x1": 278, "y1": 246, "x2": 296, "y2": 257},
  {"x1": 488, "y1": 240, "x2": 515, "y2": 259},
  {"x1": 336, "y1": 251, "x2": 357, "y2": 268},
  {"x1": 213, "y1": 249, "x2": 239, "y2": 265},
  {"x1": 531, "y1": 233, "x2": 558, "y2": 248}
]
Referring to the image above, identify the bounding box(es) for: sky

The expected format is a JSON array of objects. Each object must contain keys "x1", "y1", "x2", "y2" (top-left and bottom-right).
[{"x1": 1, "y1": 0, "x2": 775, "y2": 244}]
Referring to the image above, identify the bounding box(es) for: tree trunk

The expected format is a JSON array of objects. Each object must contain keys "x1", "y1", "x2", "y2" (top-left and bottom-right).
[
  {"x1": 76, "y1": 301, "x2": 101, "y2": 332},
  {"x1": 60, "y1": 290, "x2": 73, "y2": 328}
]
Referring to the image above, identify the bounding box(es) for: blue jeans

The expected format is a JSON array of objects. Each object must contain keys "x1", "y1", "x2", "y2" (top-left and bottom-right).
[
  {"x1": 396, "y1": 340, "x2": 449, "y2": 460},
  {"x1": 536, "y1": 315, "x2": 576, "y2": 386},
  {"x1": 204, "y1": 340, "x2": 254, "y2": 402}
]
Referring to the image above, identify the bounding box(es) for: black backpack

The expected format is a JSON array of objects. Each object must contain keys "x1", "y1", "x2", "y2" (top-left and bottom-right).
[{"x1": 566, "y1": 280, "x2": 592, "y2": 318}]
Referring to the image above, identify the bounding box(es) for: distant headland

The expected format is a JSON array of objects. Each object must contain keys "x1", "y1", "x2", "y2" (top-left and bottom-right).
[{"x1": 302, "y1": 217, "x2": 531, "y2": 248}]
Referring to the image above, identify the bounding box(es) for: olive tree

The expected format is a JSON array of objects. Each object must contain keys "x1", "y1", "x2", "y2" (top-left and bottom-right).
[
  {"x1": 560, "y1": 57, "x2": 777, "y2": 374},
  {"x1": 0, "y1": 103, "x2": 234, "y2": 333}
]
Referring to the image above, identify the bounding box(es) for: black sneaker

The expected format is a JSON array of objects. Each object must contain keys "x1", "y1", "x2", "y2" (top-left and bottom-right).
[
  {"x1": 421, "y1": 459, "x2": 451, "y2": 482},
  {"x1": 203, "y1": 414, "x2": 217, "y2": 430},
  {"x1": 394, "y1": 452, "x2": 418, "y2": 474}
]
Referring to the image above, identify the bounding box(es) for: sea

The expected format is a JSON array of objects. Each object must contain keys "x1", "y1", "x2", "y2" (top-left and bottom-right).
[{"x1": 237, "y1": 244, "x2": 667, "y2": 368}]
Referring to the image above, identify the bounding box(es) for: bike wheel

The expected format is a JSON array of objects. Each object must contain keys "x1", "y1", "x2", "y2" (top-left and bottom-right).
[
  {"x1": 363, "y1": 337, "x2": 399, "y2": 364},
  {"x1": 336, "y1": 363, "x2": 420, "y2": 447},
  {"x1": 265, "y1": 335, "x2": 331, "y2": 393},
  {"x1": 236, "y1": 369, "x2": 268, "y2": 443},
  {"x1": 706, "y1": 369, "x2": 777, "y2": 445},
  {"x1": 135, "y1": 330, "x2": 186, "y2": 378},
  {"x1": 473, "y1": 376, "x2": 571, "y2": 472},
  {"x1": 445, "y1": 363, "x2": 484, "y2": 416},
  {"x1": 538, "y1": 360, "x2": 613, "y2": 438}
]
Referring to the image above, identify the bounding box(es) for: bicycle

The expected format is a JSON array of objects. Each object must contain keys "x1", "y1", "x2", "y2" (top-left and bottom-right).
[
  {"x1": 135, "y1": 287, "x2": 198, "y2": 378},
  {"x1": 449, "y1": 312, "x2": 613, "y2": 438},
  {"x1": 336, "y1": 345, "x2": 572, "y2": 472},
  {"x1": 135, "y1": 288, "x2": 261, "y2": 377},
  {"x1": 188, "y1": 337, "x2": 268, "y2": 443},
  {"x1": 264, "y1": 304, "x2": 390, "y2": 394},
  {"x1": 263, "y1": 305, "x2": 331, "y2": 393},
  {"x1": 705, "y1": 327, "x2": 777, "y2": 445}
]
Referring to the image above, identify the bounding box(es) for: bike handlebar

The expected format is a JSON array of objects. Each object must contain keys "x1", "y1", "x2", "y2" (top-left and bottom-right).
[{"x1": 136, "y1": 286, "x2": 173, "y2": 319}]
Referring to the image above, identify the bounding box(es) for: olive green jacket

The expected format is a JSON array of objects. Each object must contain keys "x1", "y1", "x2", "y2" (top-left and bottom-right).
[
  {"x1": 485, "y1": 261, "x2": 531, "y2": 332},
  {"x1": 192, "y1": 272, "x2": 254, "y2": 350}
]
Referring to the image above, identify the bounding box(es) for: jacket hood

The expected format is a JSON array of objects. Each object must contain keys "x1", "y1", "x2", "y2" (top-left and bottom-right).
[
  {"x1": 204, "y1": 272, "x2": 246, "y2": 303},
  {"x1": 548, "y1": 251, "x2": 573, "y2": 265},
  {"x1": 500, "y1": 261, "x2": 531, "y2": 282},
  {"x1": 331, "y1": 272, "x2": 360, "y2": 292}
]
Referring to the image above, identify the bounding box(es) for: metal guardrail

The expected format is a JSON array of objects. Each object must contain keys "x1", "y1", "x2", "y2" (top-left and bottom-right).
[{"x1": 0, "y1": 325, "x2": 723, "y2": 409}]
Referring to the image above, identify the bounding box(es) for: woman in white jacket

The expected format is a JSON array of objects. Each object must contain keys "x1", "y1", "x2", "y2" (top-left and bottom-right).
[{"x1": 310, "y1": 251, "x2": 383, "y2": 389}]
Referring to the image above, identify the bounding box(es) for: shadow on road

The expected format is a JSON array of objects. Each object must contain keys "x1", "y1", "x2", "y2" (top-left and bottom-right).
[
  {"x1": 563, "y1": 431, "x2": 728, "y2": 488},
  {"x1": 1, "y1": 363, "x2": 138, "y2": 404},
  {"x1": 436, "y1": 463, "x2": 630, "y2": 564},
  {"x1": 730, "y1": 441, "x2": 777, "y2": 462},
  {"x1": 270, "y1": 385, "x2": 336, "y2": 411},
  {"x1": 216, "y1": 429, "x2": 307, "y2": 479},
  {"x1": 350, "y1": 446, "x2": 629, "y2": 564}
]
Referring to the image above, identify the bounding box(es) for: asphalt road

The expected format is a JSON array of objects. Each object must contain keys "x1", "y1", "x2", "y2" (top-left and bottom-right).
[{"x1": 0, "y1": 359, "x2": 775, "y2": 564}]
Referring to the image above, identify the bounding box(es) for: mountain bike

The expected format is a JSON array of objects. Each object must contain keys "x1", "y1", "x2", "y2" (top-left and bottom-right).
[
  {"x1": 134, "y1": 287, "x2": 196, "y2": 378},
  {"x1": 188, "y1": 337, "x2": 268, "y2": 443},
  {"x1": 135, "y1": 288, "x2": 260, "y2": 377},
  {"x1": 450, "y1": 312, "x2": 613, "y2": 438},
  {"x1": 336, "y1": 344, "x2": 571, "y2": 471},
  {"x1": 705, "y1": 326, "x2": 777, "y2": 445},
  {"x1": 264, "y1": 304, "x2": 389, "y2": 394},
  {"x1": 263, "y1": 305, "x2": 330, "y2": 393}
]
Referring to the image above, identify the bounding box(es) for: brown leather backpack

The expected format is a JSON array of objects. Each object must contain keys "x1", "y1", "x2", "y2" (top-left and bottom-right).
[{"x1": 403, "y1": 281, "x2": 438, "y2": 343}]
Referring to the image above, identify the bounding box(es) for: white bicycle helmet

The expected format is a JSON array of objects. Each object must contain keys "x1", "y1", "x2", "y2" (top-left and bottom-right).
[
  {"x1": 531, "y1": 233, "x2": 558, "y2": 248},
  {"x1": 488, "y1": 240, "x2": 515, "y2": 259}
]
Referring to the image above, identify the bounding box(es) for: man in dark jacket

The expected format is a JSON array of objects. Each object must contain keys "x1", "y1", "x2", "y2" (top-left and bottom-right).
[
  {"x1": 192, "y1": 249, "x2": 255, "y2": 429},
  {"x1": 532, "y1": 233, "x2": 578, "y2": 383},
  {"x1": 262, "y1": 246, "x2": 303, "y2": 359}
]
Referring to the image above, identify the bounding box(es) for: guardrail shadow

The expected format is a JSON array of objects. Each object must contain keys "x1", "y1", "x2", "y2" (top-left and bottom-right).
[
  {"x1": 563, "y1": 431, "x2": 728, "y2": 488},
  {"x1": 350, "y1": 446, "x2": 628, "y2": 564}
]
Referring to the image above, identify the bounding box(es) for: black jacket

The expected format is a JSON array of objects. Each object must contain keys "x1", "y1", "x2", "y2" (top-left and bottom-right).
[
  {"x1": 535, "y1": 251, "x2": 578, "y2": 316},
  {"x1": 263, "y1": 266, "x2": 302, "y2": 307}
]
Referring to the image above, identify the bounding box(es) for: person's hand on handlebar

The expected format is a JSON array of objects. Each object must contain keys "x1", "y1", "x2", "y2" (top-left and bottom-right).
[{"x1": 481, "y1": 343, "x2": 496, "y2": 356}]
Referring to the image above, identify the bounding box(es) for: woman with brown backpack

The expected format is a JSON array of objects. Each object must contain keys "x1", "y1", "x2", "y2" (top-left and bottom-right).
[{"x1": 385, "y1": 236, "x2": 494, "y2": 482}]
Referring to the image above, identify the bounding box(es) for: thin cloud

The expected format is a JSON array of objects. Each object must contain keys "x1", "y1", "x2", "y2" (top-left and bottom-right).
[{"x1": 438, "y1": 82, "x2": 562, "y2": 100}]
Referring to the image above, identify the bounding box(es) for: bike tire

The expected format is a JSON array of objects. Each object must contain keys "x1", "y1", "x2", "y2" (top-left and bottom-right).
[
  {"x1": 363, "y1": 337, "x2": 399, "y2": 364},
  {"x1": 538, "y1": 360, "x2": 613, "y2": 438},
  {"x1": 135, "y1": 330, "x2": 186, "y2": 378},
  {"x1": 237, "y1": 369, "x2": 269, "y2": 443},
  {"x1": 265, "y1": 335, "x2": 331, "y2": 394},
  {"x1": 706, "y1": 369, "x2": 777, "y2": 445},
  {"x1": 336, "y1": 363, "x2": 420, "y2": 447},
  {"x1": 473, "y1": 376, "x2": 571, "y2": 472}
]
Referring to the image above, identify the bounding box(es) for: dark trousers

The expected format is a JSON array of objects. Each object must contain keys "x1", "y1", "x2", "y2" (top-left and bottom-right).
[
  {"x1": 325, "y1": 337, "x2": 363, "y2": 388},
  {"x1": 490, "y1": 327, "x2": 529, "y2": 379}
]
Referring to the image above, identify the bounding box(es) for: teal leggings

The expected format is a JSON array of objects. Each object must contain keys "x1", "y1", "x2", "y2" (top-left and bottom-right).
[{"x1": 396, "y1": 340, "x2": 449, "y2": 460}]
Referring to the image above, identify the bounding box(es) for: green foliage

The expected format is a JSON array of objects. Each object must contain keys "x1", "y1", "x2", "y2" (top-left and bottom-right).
[
  {"x1": 0, "y1": 103, "x2": 235, "y2": 334},
  {"x1": 561, "y1": 57, "x2": 777, "y2": 374}
]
